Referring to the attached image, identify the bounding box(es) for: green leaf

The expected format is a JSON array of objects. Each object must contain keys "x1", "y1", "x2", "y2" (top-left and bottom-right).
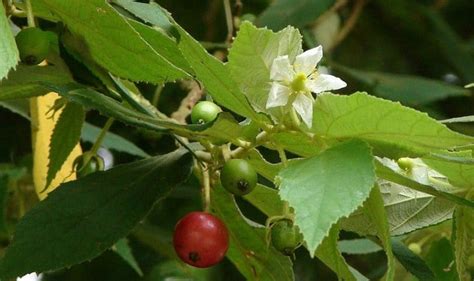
[
  {"x1": 51, "y1": 85, "x2": 244, "y2": 142},
  {"x1": 333, "y1": 64, "x2": 469, "y2": 106},
  {"x1": 212, "y1": 186, "x2": 294, "y2": 281},
  {"x1": 110, "y1": 0, "x2": 173, "y2": 33},
  {"x1": 15, "y1": 0, "x2": 59, "y2": 22},
  {"x1": 341, "y1": 180, "x2": 456, "y2": 236},
  {"x1": 46, "y1": 102, "x2": 85, "y2": 188},
  {"x1": 375, "y1": 160, "x2": 474, "y2": 208},
  {"x1": 243, "y1": 184, "x2": 283, "y2": 217},
  {"x1": 270, "y1": 131, "x2": 322, "y2": 157},
  {"x1": 0, "y1": 65, "x2": 72, "y2": 101},
  {"x1": 147, "y1": 259, "x2": 216, "y2": 281},
  {"x1": 0, "y1": 149, "x2": 193, "y2": 279},
  {"x1": 227, "y1": 22, "x2": 302, "y2": 116},
  {"x1": 246, "y1": 149, "x2": 283, "y2": 181},
  {"x1": 112, "y1": 238, "x2": 143, "y2": 276},
  {"x1": 391, "y1": 239, "x2": 436, "y2": 281},
  {"x1": 312, "y1": 92, "x2": 474, "y2": 158},
  {"x1": 424, "y1": 156, "x2": 474, "y2": 190},
  {"x1": 278, "y1": 140, "x2": 376, "y2": 254},
  {"x1": 425, "y1": 238, "x2": 458, "y2": 281},
  {"x1": 40, "y1": 0, "x2": 189, "y2": 84},
  {"x1": 241, "y1": 182, "x2": 360, "y2": 280},
  {"x1": 453, "y1": 202, "x2": 474, "y2": 281},
  {"x1": 361, "y1": 186, "x2": 395, "y2": 281},
  {"x1": 59, "y1": 29, "x2": 116, "y2": 90},
  {"x1": 82, "y1": 123, "x2": 150, "y2": 158},
  {"x1": 127, "y1": 20, "x2": 192, "y2": 74},
  {"x1": 257, "y1": 0, "x2": 335, "y2": 31},
  {"x1": 0, "y1": 4, "x2": 19, "y2": 80},
  {"x1": 338, "y1": 239, "x2": 382, "y2": 255},
  {"x1": 174, "y1": 25, "x2": 259, "y2": 120},
  {"x1": 314, "y1": 225, "x2": 357, "y2": 281},
  {"x1": 0, "y1": 99, "x2": 30, "y2": 120}
]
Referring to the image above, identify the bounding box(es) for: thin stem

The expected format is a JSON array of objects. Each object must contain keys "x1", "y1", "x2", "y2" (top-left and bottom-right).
[
  {"x1": 289, "y1": 107, "x2": 301, "y2": 129},
  {"x1": 329, "y1": 0, "x2": 365, "y2": 51},
  {"x1": 313, "y1": 0, "x2": 348, "y2": 26},
  {"x1": 223, "y1": 0, "x2": 233, "y2": 44},
  {"x1": 25, "y1": 0, "x2": 35, "y2": 27},
  {"x1": 234, "y1": 0, "x2": 243, "y2": 18},
  {"x1": 151, "y1": 85, "x2": 163, "y2": 108},
  {"x1": 202, "y1": 167, "x2": 211, "y2": 212},
  {"x1": 200, "y1": 41, "x2": 230, "y2": 50},
  {"x1": 230, "y1": 130, "x2": 270, "y2": 158},
  {"x1": 194, "y1": 150, "x2": 213, "y2": 162},
  {"x1": 11, "y1": 7, "x2": 27, "y2": 17},
  {"x1": 90, "y1": 118, "x2": 114, "y2": 155},
  {"x1": 277, "y1": 147, "x2": 288, "y2": 168}
]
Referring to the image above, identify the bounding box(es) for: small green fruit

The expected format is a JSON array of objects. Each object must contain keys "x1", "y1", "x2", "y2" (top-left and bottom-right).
[
  {"x1": 15, "y1": 27, "x2": 50, "y2": 65},
  {"x1": 408, "y1": 243, "x2": 422, "y2": 255},
  {"x1": 271, "y1": 220, "x2": 303, "y2": 256},
  {"x1": 191, "y1": 101, "x2": 221, "y2": 124},
  {"x1": 220, "y1": 159, "x2": 257, "y2": 196},
  {"x1": 73, "y1": 152, "x2": 105, "y2": 178}
]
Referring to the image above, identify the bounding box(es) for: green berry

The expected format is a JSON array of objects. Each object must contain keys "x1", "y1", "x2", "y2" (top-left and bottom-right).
[
  {"x1": 271, "y1": 220, "x2": 303, "y2": 256},
  {"x1": 15, "y1": 27, "x2": 50, "y2": 65},
  {"x1": 397, "y1": 157, "x2": 414, "y2": 172},
  {"x1": 73, "y1": 152, "x2": 105, "y2": 178},
  {"x1": 191, "y1": 101, "x2": 221, "y2": 124},
  {"x1": 408, "y1": 243, "x2": 422, "y2": 255},
  {"x1": 220, "y1": 159, "x2": 257, "y2": 196}
]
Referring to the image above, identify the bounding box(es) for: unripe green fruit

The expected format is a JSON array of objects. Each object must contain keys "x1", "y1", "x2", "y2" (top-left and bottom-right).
[
  {"x1": 397, "y1": 157, "x2": 414, "y2": 172},
  {"x1": 220, "y1": 159, "x2": 257, "y2": 196},
  {"x1": 15, "y1": 27, "x2": 50, "y2": 65},
  {"x1": 408, "y1": 243, "x2": 422, "y2": 255},
  {"x1": 73, "y1": 152, "x2": 105, "y2": 178},
  {"x1": 271, "y1": 220, "x2": 303, "y2": 256},
  {"x1": 191, "y1": 101, "x2": 221, "y2": 124}
]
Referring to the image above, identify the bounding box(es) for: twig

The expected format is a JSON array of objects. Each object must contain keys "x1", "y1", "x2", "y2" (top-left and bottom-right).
[
  {"x1": 200, "y1": 41, "x2": 230, "y2": 50},
  {"x1": 223, "y1": 0, "x2": 233, "y2": 44},
  {"x1": 204, "y1": 0, "x2": 222, "y2": 41},
  {"x1": 234, "y1": 0, "x2": 243, "y2": 18},
  {"x1": 328, "y1": 0, "x2": 366, "y2": 51},
  {"x1": 313, "y1": 0, "x2": 348, "y2": 26},
  {"x1": 171, "y1": 80, "x2": 204, "y2": 124}
]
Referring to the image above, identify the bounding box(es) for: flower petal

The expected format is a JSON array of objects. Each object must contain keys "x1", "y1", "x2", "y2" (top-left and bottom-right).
[
  {"x1": 307, "y1": 73, "x2": 347, "y2": 94},
  {"x1": 294, "y1": 46, "x2": 323, "y2": 75},
  {"x1": 292, "y1": 93, "x2": 313, "y2": 128},
  {"x1": 270, "y1": 55, "x2": 294, "y2": 82},
  {"x1": 266, "y1": 82, "x2": 291, "y2": 109}
]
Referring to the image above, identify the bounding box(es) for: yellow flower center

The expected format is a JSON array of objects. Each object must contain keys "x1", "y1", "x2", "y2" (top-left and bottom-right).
[{"x1": 290, "y1": 72, "x2": 307, "y2": 93}]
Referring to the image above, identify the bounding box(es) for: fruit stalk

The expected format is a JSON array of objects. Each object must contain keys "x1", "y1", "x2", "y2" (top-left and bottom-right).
[{"x1": 25, "y1": 0, "x2": 34, "y2": 27}]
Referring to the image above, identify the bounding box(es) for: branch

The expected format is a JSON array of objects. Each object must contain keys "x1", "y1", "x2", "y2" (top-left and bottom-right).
[{"x1": 171, "y1": 80, "x2": 204, "y2": 124}]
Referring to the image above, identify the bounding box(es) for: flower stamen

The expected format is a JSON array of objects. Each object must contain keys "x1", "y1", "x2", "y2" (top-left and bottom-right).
[{"x1": 290, "y1": 72, "x2": 308, "y2": 93}]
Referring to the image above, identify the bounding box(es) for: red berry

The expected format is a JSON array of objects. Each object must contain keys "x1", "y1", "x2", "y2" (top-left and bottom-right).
[{"x1": 173, "y1": 212, "x2": 229, "y2": 268}]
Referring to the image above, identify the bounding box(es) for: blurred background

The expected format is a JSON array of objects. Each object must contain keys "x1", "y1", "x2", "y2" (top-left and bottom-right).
[{"x1": 2, "y1": 0, "x2": 474, "y2": 280}]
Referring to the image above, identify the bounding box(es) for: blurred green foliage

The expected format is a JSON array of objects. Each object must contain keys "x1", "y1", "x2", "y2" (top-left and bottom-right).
[{"x1": 1, "y1": 0, "x2": 473, "y2": 280}]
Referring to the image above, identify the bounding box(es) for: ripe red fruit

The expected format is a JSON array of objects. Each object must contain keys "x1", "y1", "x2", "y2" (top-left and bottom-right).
[{"x1": 173, "y1": 211, "x2": 229, "y2": 268}]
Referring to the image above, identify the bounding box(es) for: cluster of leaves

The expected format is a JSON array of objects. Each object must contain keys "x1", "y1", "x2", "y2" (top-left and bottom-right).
[{"x1": 0, "y1": 0, "x2": 473, "y2": 280}]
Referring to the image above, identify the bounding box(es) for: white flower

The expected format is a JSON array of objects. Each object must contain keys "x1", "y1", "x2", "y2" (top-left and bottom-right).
[{"x1": 266, "y1": 46, "x2": 346, "y2": 127}]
